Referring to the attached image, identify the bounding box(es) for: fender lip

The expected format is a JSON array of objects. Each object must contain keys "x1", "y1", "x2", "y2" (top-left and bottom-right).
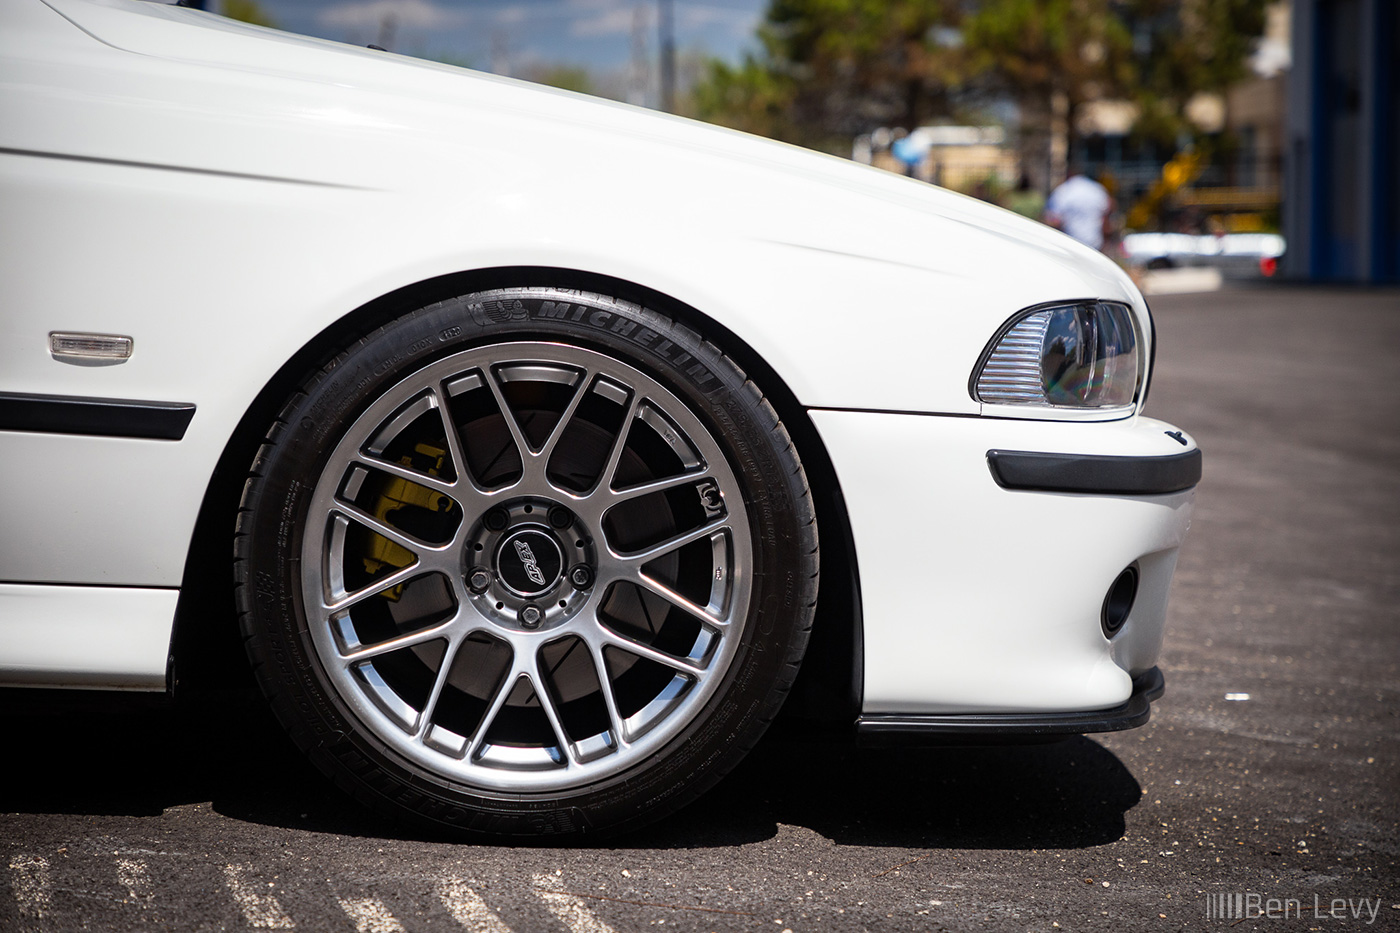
[
  {"x1": 855, "y1": 668, "x2": 1165, "y2": 744},
  {"x1": 0, "y1": 392, "x2": 196, "y2": 440},
  {"x1": 986, "y1": 447, "x2": 1202, "y2": 496}
]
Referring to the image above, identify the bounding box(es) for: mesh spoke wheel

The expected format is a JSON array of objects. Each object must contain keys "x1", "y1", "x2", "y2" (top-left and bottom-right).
[{"x1": 304, "y1": 343, "x2": 751, "y2": 791}]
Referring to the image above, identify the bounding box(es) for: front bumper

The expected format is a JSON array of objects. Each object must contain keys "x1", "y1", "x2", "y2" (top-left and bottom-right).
[{"x1": 811, "y1": 410, "x2": 1196, "y2": 719}]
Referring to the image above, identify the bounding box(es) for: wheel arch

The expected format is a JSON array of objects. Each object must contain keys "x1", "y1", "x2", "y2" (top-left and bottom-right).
[{"x1": 169, "y1": 266, "x2": 863, "y2": 726}]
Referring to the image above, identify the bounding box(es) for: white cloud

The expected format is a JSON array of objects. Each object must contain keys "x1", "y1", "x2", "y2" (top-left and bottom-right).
[
  {"x1": 678, "y1": 3, "x2": 758, "y2": 38},
  {"x1": 494, "y1": 0, "x2": 624, "y2": 36},
  {"x1": 565, "y1": 1, "x2": 757, "y2": 41},
  {"x1": 493, "y1": 6, "x2": 530, "y2": 26},
  {"x1": 318, "y1": 0, "x2": 466, "y2": 32},
  {"x1": 569, "y1": 6, "x2": 634, "y2": 38}
]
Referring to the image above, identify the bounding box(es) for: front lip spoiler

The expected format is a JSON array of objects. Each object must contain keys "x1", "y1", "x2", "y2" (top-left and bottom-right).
[
  {"x1": 855, "y1": 667, "x2": 1165, "y2": 745},
  {"x1": 987, "y1": 448, "x2": 1201, "y2": 495}
]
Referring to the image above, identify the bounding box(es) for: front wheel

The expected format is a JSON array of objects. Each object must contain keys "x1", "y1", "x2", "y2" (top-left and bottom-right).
[{"x1": 235, "y1": 288, "x2": 818, "y2": 836}]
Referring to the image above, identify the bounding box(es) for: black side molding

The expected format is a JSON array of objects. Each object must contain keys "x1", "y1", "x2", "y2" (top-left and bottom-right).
[
  {"x1": 0, "y1": 392, "x2": 195, "y2": 440},
  {"x1": 987, "y1": 448, "x2": 1201, "y2": 495},
  {"x1": 856, "y1": 668, "x2": 1165, "y2": 745}
]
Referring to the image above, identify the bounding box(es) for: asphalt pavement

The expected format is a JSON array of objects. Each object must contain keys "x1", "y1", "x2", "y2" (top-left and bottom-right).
[{"x1": 3, "y1": 284, "x2": 1398, "y2": 932}]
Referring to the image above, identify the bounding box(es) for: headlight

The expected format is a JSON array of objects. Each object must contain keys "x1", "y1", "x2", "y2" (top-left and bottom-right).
[{"x1": 972, "y1": 301, "x2": 1141, "y2": 409}]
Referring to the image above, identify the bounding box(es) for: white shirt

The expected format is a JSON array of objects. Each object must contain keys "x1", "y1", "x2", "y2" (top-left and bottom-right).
[{"x1": 1046, "y1": 175, "x2": 1111, "y2": 250}]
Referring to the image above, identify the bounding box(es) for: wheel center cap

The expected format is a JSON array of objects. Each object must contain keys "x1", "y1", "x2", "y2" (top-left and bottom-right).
[{"x1": 495, "y1": 527, "x2": 564, "y2": 597}]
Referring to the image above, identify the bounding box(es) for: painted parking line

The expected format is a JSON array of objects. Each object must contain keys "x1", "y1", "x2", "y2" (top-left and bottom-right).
[
  {"x1": 11, "y1": 854, "x2": 659, "y2": 933},
  {"x1": 438, "y1": 876, "x2": 513, "y2": 933},
  {"x1": 116, "y1": 857, "x2": 154, "y2": 909},
  {"x1": 338, "y1": 895, "x2": 407, "y2": 933},
  {"x1": 8, "y1": 854, "x2": 51, "y2": 921},
  {"x1": 223, "y1": 863, "x2": 296, "y2": 929},
  {"x1": 532, "y1": 873, "x2": 619, "y2": 933}
]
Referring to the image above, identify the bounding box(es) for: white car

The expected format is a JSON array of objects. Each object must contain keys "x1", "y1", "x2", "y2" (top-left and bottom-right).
[
  {"x1": 1123, "y1": 231, "x2": 1286, "y2": 277},
  {"x1": 0, "y1": 0, "x2": 1199, "y2": 836}
]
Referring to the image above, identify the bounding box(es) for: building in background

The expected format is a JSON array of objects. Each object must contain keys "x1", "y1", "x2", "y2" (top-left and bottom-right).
[
  {"x1": 1283, "y1": 0, "x2": 1399, "y2": 282},
  {"x1": 857, "y1": 126, "x2": 1017, "y2": 193}
]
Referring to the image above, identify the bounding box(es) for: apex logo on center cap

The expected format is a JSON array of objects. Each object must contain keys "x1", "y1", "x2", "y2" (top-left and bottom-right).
[
  {"x1": 514, "y1": 538, "x2": 546, "y2": 587},
  {"x1": 496, "y1": 528, "x2": 565, "y2": 597}
]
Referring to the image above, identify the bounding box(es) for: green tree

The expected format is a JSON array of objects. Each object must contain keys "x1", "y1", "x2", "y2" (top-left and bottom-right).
[
  {"x1": 520, "y1": 66, "x2": 597, "y2": 96},
  {"x1": 221, "y1": 0, "x2": 277, "y2": 28},
  {"x1": 692, "y1": 0, "x2": 1269, "y2": 162},
  {"x1": 690, "y1": 55, "x2": 798, "y2": 141},
  {"x1": 1127, "y1": 0, "x2": 1270, "y2": 146},
  {"x1": 963, "y1": 0, "x2": 1134, "y2": 174},
  {"x1": 692, "y1": 0, "x2": 965, "y2": 151}
]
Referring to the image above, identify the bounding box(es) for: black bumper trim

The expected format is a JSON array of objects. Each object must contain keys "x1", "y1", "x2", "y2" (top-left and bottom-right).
[
  {"x1": 0, "y1": 392, "x2": 195, "y2": 440},
  {"x1": 987, "y1": 448, "x2": 1201, "y2": 495},
  {"x1": 856, "y1": 667, "x2": 1165, "y2": 744}
]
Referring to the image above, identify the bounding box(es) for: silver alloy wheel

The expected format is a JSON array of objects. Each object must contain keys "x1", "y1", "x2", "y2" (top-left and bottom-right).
[{"x1": 301, "y1": 342, "x2": 752, "y2": 793}]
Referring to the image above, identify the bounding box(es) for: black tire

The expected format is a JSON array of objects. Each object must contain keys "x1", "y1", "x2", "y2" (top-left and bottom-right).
[{"x1": 234, "y1": 287, "x2": 818, "y2": 837}]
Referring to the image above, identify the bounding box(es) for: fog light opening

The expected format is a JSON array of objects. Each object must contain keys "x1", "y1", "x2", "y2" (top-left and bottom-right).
[{"x1": 1101, "y1": 565, "x2": 1139, "y2": 638}]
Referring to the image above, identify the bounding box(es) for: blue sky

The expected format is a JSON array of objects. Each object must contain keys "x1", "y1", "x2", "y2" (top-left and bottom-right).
[{"x1": 250, "y1": 0, "x2": 766, "y2": 74}]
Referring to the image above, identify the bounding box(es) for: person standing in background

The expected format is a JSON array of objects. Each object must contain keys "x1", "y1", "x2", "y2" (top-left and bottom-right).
[{"x1": 1043, "y1": 168, "x2": 1112, "y2": 251}]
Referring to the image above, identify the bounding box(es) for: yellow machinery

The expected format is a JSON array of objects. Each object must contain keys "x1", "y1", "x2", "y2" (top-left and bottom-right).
[{"x1": 1126, "y1": 149, "x2": 1206, "y2": 231}]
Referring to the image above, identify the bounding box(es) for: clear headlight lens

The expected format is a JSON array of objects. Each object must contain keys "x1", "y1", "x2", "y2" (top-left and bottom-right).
[{"x1": 973, "y1": 301, "x2": 1141, "y2": 409}]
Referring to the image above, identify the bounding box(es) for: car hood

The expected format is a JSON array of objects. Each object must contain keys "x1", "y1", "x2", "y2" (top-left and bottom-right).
[{"x1": 45, "y1": 0, "x2": 1136, "y2": 305}]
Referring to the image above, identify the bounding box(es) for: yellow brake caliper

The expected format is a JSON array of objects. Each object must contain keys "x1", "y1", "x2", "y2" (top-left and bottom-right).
[{"x1": 361, "y1": 442, "x2": 451, "y2": 601}]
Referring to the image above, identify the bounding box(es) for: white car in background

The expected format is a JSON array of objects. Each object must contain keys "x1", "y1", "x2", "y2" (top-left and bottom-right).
[
  {"x1": 0, "y1": 0, "x2": 1199, "y2": 836},
  {"x1": 1124, "y1": 231, "x2": 1286, "y2": 278}
]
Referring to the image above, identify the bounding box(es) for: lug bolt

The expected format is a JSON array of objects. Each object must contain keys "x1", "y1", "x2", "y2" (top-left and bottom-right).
[
  {"x1": 519, "y1": 605, "x2": 543, "y2": 628},
  {"x1": 569, "y1": 565, "x2": 594, "y2": 589},
  {"x1": 468, "y1": 568, "x2": 491, "y2": 593},
  {"x1": 484, "y1": 507, "x2": 510, "y2": 531},
  {"x1": 548, "y1": 506, "x2": 573, "y2": 529}
]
